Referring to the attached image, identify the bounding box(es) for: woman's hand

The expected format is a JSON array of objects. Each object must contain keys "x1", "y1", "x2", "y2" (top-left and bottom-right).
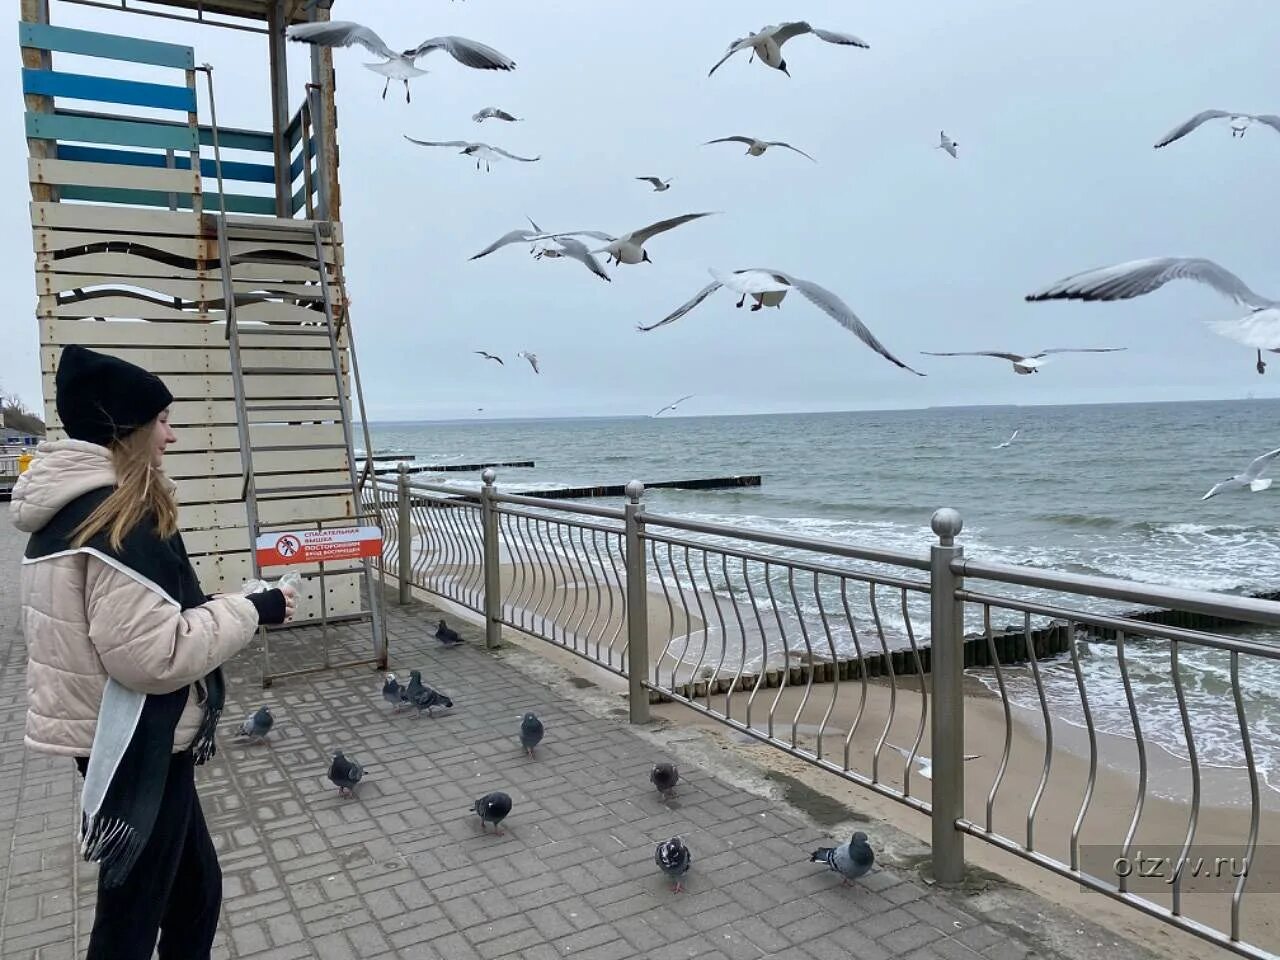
[{"x1": 280, "y1": 583, "x2": 298, "y2": 622}]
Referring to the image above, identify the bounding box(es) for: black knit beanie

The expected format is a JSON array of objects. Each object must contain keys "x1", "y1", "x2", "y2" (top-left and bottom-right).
[{"x1": 55, "y1": 344, "x2": 175, "y2": 447}]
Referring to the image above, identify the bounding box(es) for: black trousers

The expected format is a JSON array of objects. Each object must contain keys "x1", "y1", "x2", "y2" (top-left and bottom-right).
[{"x1": 75, "y1": 751, "x2": 222, "y2": 960}]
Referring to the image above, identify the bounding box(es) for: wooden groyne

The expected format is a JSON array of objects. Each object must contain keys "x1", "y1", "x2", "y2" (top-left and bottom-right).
[
  {"x1": 521, "y1": 475, "x2": 761, "y2": 500},
  {"x1": 649, "y1": 622, "x2": 1074, "y2": 703},
  {"x1": 375, "y1": 459, "x2": 535, "y2": 476}
]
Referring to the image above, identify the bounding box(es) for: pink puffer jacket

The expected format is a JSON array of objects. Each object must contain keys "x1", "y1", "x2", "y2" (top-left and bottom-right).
[{"x1": 10, "y1": 440, "x2": 260, "y2": 756}]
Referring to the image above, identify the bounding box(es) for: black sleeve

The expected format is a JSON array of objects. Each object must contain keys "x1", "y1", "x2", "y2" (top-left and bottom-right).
[{"x1": 246, "y1": 588, "x2": 287, "y2": 626}]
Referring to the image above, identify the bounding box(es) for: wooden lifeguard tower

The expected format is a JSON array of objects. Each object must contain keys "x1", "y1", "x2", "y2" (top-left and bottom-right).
[{"x1": 19, "y1": 0, "x2": 386, "y2": 680}]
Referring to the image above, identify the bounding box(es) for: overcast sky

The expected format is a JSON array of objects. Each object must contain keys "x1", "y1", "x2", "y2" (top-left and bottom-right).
[{"x1": 2, "y1": 0, "x2": 1278, "y2": 420}]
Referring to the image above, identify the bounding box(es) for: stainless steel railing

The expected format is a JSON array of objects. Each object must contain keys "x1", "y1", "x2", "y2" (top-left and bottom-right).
[{"x1": 373, "y1": 470, "x2": 1280, "y2": 959}]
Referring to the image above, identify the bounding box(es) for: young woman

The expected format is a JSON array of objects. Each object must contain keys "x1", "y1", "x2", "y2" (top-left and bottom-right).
[{"x1": 10, "y1": 344, "x2": 297, "y2": 960}]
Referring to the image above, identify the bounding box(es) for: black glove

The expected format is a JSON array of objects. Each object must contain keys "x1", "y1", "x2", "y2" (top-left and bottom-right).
[{"x1": 246, "y1": 588, "x2": 288, "y2": 626}]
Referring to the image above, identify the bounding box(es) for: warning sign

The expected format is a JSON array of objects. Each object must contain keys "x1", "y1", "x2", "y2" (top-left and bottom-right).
[{"x1": 255, "y1": 526, "x2": 383, "y2": 568}]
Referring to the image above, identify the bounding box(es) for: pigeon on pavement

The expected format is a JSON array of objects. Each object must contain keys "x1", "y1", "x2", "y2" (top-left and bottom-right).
[
  {"x1": 381, "y1": 673, "x2": 409, "y2": 713},
  {"x1": 405, "y1": 670, "x2": 454, "y2": 718},
  {"x1": 435, "y1": 619, "x2": 465, "y2": 645},
  {"x1": 235, "y1": 705, "x2": 274, "y2": 743},
  {"x1": 655, "y1": 837, "x2": 692, "y2": 892},
  {"x1": 810, "y1": 831, "x2": 875, "y2": 884},
  {"x1": 519, "y1": 712, "x2": 544, "y2": 757},
  {"x1": 474, "y1": 791, "x2": 512, "y2": 834},
  {"x1": 650, "y1": 762, "x2": 679, "y2": 799},
  {"x1": 328, "y1": 752, "x2": 364, "y2": 798}
]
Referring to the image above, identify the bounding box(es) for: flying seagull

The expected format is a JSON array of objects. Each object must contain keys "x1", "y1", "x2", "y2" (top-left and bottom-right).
[
  {"x1": 473, "y1": 107, "x2": 521, "y2": 123},
  {"x1": 921, "y1": 347, "x2": 1126, "y2": 375},
  {"x1": 637, "y1": 176, "x2": 672, "y2": 192},
  {"x1": 533, "y1": 235, "x2": 612, "y2": 282},
  {"x1": 474, "y1": 351, "x2": 504, "y2": 365},
  {"x1": 1154, "y1": 111, "x2": 1280, "y2": 148},
  {"x1": 528, "y1": 212, "x2": 716, "y2": 266},
  {"x1": 705, "y1": 136, "x2": 816, "y2": 162},
  {"x1": 1201, "y1": 447, "x2": 1280, "y2": 501},
  {"x1": 653, "y1": 394, "x2": 694, "y2": 417},
  {"x1": 887, "y1": 744, "x2": 982, "y2": 781},
  {"x1": 404, "y1": 137, "x2": 539, "y2": 172},
  {"x1": 708, "y1": 22, "x2": 868, "y2": 77},
  {"x1": 640, "y1": 268, "x2": 924, "y2": 375},
  {"x1": 517, "y1": 351, "x2": 540, "y2": 374},
  {"x1": 1026, "y1": 257, "x2": 1280, "y2": 374},
  {"x1": 993, "y1": 429, "x2": 1020, "y2": 449},
  {"x1": 937, "y1": 130, "x2": 958, "y2": 158},
  {"x1": 285, "y1": 21, "x2": 515, "y2": 102}
]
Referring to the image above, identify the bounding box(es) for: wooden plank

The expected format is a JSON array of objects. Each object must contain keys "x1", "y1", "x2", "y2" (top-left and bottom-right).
[
  {"x1": 196, "y1": 126, "x2": 274, "y2": 153},
  {"x1": 42, "y1": 371, "x2": 345, "y2": 401},
  {"x1": 31, "y1": 157, "x2": 197, "y2": 194},
  {"x1": 39, "y1": 345, "x2": 343, "y2": 377},
  {"x1": 162, "y1": 448, "x2": 348, "y2": 480},
  {"x1": 31, "y1": 200, "x2": 200, "y2": 234},
  {"x1": 26, "y1": 111, "x2": 198, "y2": 152},
  {"x1": 38, "y1": 294, "x2": 217, "y2": 322},
  {"x1": 34, "y1": 228, "x2": 203, "y2": 259},
  {"x1": 56, "y1": 185, "x2": 277, "y2": 216},
  {"x1": 37, "y1": 250, "x2": 206, "y2": 279},
  {"x1": 45, "y1": 398, "x2": 347, "y2": 432},
  {"x1": 180, "y1": 494, "x2": 355, "y2": 531},
  {"x1": 22, "y1": 69, "x2": 196, "y2": 112},
  {"x1": 175, "y1": 471, "x2": 356, "y2": 503},
  {"x1": 37, "y1": 272, "x2": 335, "y2": 302},
  {"x1": 56, "y1": 145, "x2": 275, "y2": 185},
  {"x1": 40, "y1": 316, "x2": 343, "y2": 349},
  {"x1": 18, "y1": 22, "x2": 195, "y2": 69}
]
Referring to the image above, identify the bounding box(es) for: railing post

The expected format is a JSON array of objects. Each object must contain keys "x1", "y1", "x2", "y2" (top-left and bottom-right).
[
  {"x1": 481, "y1": 468, "x2": 502, "y2": 650},
  {"x1": 930, "y1": 507, "x2": 966, "y2": 885},
  {"x1": 624, "y1": 481, "x2": 650, "y2": 724},
  {"x1": 397, "y1": 463, "x2": 412, "y2": 605}
]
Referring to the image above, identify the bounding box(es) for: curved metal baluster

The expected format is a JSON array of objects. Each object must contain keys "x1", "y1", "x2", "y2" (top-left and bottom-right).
[
  {"x1": 701, "y1": 549, "x2": 730, "y2": 710},
  {"x1": 444, "y1": 503, "x2": 470, "y2": 606},
  {"x1": 841, "y1": 578, "x2": 869, "y2": 774},
  {"x1": 411, "y1": 503, "x2": 433, "y2": 586},
  {"x1": 985, "y1": 605, "x2": 1013, "y2": 834},
  {"x1": 869, "y1": 583, "x2": 896, "y2": 786},
  {"x1": 683, "y1": 547, "x2": 713, "y2": 705},
  {"x1": 520, "y1": 514, "x2": 544, "y2": 634},
  {"x1": 764, "y1": 562, "x2": 791, "y2": 742},
  {"x1": 543, "y1": 521, "x2": 570, "y2": 644},
  {"x1": 1230, "y1": 649, "x2": 1261, "y2": 941},
  {"x1": 743, "y1": 558, "x2": 770, "y2": 732},
  {"x1": 604, "y1": 531, "x2": 627, "y2": 670},
  {"x1": 558, "y1": 522, "x2": 586, "y2": 650},
  {"x1": 786, "y1": 567, "x2": 815, "y2": 750},
  {"x1": 508, "y1": 512, "x2": 532, "y2": 630},
  {"x1": 465, "y1": 505, "x2": 486, "y2": 609},
  {"x1": 1116, "y1": 631, "x2": 1147, "y2": 896},
  {"x1": 573, "y1": 525, "x2": 599, "y2": 656},
  {"x1": 675, "y1": 545, "x2": 702, "y2": 696},
  {"x1": 531, "y1": 518, "x2": 557, "y2": 642},
  {"x1": 722, "y1": 553, "x2": 748, "y2": 720},
  {"x1": 900, "y1": 589, "x2": 927, "y2": 798},
  {"x1": 812, "y1": 573, "x2": 839, "y2": 763},
  {"x1": 1169, "y1": 639, "x2": 1200, "y2": 917},
  {"x1": 439, "y1": 503, "x2": 461, "y2": 602},
  {"x1": 1025, "y1": 611, "x2": 1054, "y2": 852},
  {"x1": 503, "y1": 512, "x2": 527, "y2": 629},
  {"x1": 1067, "y1": 619, "x2": 1097, "y2": 872},
  {"x1": 549, "y1": 522, "x2": 577, "y2": 649},
  {"x1": 581, "y1": 527, "x2": 605, "y2": 662},
  {"x1": 652, "y1": 539, "x2": 679, "y2": 688}
]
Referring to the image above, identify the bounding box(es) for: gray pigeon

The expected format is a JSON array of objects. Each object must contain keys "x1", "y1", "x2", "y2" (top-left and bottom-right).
[
  {"x1": 810, "y1": 831, "x2": 874, "y2": 885},
  {"x1": 434, "y1": 619, "x2": 464, "y2": 645},
  {"x1": 404, "y1": 669, "x2": 453, "y2": 718},
  {"x1": 473, "y1": 791, "x2": 512, "y2": 834},
  {"x1": 328, "y1": 752, "x2": 364, "y2": 799},
  {"x1": 519, "y1": 712, "x2": 544, "y2": 757},
  {"x1": 655, "y1": 837, "x2": 691, "y2": 892},
  {"x1": 381, "y1": 673, "x2": 409, "y2": 713},
  {"x1": 650, "y1": 762, "x2": 679, "y2": 799},
  {"x1": 235, "y1": 705, "x2": 274, "y2": 743}
]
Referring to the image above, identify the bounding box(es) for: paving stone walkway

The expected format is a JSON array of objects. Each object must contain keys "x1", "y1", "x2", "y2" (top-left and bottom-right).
[{"x1": 0, "y1": 520, "x2": 1050, "y2": 960}]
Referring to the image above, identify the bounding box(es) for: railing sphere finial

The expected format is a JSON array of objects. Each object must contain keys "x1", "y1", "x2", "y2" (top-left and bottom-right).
[
  {"x1": 625, "y1": 480, "x2": 645, "y2": 502},
  {"x1": 931, "y1": 507, "x2": 963, "y2": 545},
  {"x1": 481, "y1": 468, "x2": 496, "y2": 486}
]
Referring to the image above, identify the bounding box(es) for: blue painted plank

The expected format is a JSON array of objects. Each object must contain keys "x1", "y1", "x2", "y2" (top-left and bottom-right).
[
  {"x1": 19, "y1": 22, "x2": 194, "y2": 69},
  {"x1": 289, "y1": 140, "x2": 318, "y2": 181},
  {"x1": 58, "y1": 184, "x2": 278, "y2": 215},
  {"x1": 197, "y1": 126, "x2": 275, "y2": 153},
  {"x1": 23, "y1": 69, "x2": 195, "y2": 112},
  {"x1": 27, "y1": 111, "x2": 197, "y2": 151},
  {"x1": 56, "y1": 145, "x2": 277, "y2": 184}
]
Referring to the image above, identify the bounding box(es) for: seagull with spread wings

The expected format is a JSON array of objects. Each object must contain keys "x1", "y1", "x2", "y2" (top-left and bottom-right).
[
  {"x1": 1026, "y1": 257, "x2": 1280, "y2": 374},
  {"x1": 1154, "y1": 110, "x2": 1280, "y2": 148},
  {"x1": 637, "y1": 176, "x2": 673, "y2": 192},
  {"x1": 1202, "y1": 447, "x2": 1280, "y2": 500},
  {"x1": 528, "y1": 212, "x2": 717, "y2": 266},
  {"x1": 517, "y1": 351, "x2": 540, "y2": 374},
  {"x1": 473, "y1": 107, "x2": 521, "y2": 123},
  {"x1": 286, "y1": 21, "x2": 515, "y2": 102},
  {"x1": 653, "y1": 395, "x2": 694, "y2": 418},
  {"x1": 937, "y1": 131, "x2": 958, "y2": 158},
  {"x1": 470, "y1": 219, "x2": 610, "y2": 282},
  {"x1": 705, "y1": 136, "x2": 816, "y2": 162},
  {"x1": 474, "y1": 351, "x2": 504, "y2": 366},
  {"x1": 640, "y1": 268, "x2": 923, "y2": 375},
  {"x1": 921, "y1": 348, "x2": 1125, "y2": 375},
  {"x1": 708, "y1": 21, "x2": 869, "y2": 77},
  {"x1": 404, "y1": 136, "x2": 539, "y2": 172}
]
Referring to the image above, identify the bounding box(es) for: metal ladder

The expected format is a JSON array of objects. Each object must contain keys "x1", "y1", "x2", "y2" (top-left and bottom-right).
[{"x1": 202, "y1": 68, "x2": 386, "y2": 686}]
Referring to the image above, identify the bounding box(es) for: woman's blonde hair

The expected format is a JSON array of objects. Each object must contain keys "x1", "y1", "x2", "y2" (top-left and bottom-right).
[{"x1": 72, "y1": 420, "x2": 178, "y2": 550}]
